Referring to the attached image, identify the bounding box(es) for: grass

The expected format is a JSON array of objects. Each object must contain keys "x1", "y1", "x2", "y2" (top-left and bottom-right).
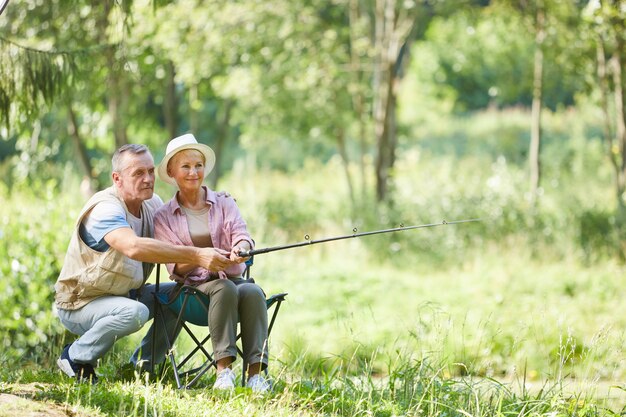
[
  {"x1": 258, "y1": 241, "x2": 626, "y2": 381},
  {"x1": 1, "y1": 243, "x2": 625, "y2": 416},
  {"x1": 1, "y1": 353, "x2": 622, "y2": 416}
]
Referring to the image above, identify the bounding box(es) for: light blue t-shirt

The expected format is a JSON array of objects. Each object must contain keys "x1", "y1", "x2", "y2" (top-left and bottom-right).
[{"x1": 79, "y1": 201, "x2": 131, "y2": 252}]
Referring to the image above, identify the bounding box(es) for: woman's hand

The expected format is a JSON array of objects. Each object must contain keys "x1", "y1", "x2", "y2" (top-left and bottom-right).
[{"x1": 230, "y1": 243, "x2": 251, "y2": 264}]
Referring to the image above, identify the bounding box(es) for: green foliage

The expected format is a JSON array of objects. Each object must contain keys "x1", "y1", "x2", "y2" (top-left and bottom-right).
[
  {"x1": 578, "y1": 209, "x2": 622, "y2": 261},
  {"x1": 387, "y1": 106, "x2": 619, "y2": 266},
  {"x1": 409, "y1": 3, "x2": 588, "y2": 113},
  {"x1": 0, "y1": 181, "x2": 75, "y2": 361},
  {"x1": 0, "y1": 37, "x2": 77, "y2": 129},
  {"x1": 0, "y1": 0, "x2": 105, "y2": 130}
]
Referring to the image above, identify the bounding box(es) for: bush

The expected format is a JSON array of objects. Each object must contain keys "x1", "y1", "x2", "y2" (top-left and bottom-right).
[
  {"x1": 578, "y1": 209, "x2": 621, "y2": 262},
  {"x1": 0, "y1": 180, "x2": 76, "y2": 361}
]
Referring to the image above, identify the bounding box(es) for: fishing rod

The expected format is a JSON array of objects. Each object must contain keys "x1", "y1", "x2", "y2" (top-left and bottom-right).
[
  {"x1": 238, "y1": 218, "x2": 481, "y2": 257},
  {"x1": 0, "y1": 1, "x2": 9, "y2": 16}
]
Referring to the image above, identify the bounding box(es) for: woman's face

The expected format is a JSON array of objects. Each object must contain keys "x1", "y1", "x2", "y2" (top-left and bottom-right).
[{"x1": 167, "y1": 149, "x2": 206, "y2": 192}]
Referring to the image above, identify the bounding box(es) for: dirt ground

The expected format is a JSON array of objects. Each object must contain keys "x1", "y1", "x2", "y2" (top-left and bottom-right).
[
  {"x1": 0, "y1": 393, "x2": 68, "y2": 417},
  {"x1": 0, "y1": 384, "x2": 99, "y2": 417}
]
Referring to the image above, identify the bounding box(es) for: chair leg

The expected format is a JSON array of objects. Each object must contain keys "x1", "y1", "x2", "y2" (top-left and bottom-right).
[
  {"x1": 268, "y1": 299, "x2": 284, "y2": 335},
  {"x1": 184, "y1": 357, "x2": 217, "y2": 389},
  {"x1": 155, "y1": 302, "x2": 187, "y2": 389},
  {"x1": 179, "y1": 323, "x2": 213, "y2": 368},
  {"x1": 241, "y1": 360, "x2": 247, "y2": 387}
]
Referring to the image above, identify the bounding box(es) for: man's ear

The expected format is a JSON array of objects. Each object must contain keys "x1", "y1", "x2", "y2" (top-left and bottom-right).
[{"x1": 112, "y1": 171, "x2": 121, "y2": 186}]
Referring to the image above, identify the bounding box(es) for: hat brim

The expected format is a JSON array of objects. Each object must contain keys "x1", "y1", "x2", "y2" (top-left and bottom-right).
[{"x1": 157, "y1": 143, "x2": 216, "y2": 186}]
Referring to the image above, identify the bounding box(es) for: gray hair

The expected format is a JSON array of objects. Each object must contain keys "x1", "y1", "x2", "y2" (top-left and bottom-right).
[{"x1": 112, "y1": 144, "x2": 150, "y2": 172}]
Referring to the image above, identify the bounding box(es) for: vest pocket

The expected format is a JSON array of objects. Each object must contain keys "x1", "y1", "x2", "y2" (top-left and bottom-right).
[{"x1": 79, "y1": 250, "x2": 142, "y2": 297}]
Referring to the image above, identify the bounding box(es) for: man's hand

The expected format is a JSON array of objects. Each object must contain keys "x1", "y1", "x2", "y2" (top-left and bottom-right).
[
  {"x1": 215, "y1": 191, "x2": 233, "y2": 199},
  {"x1": 196, "y1": 247, "x2": 233, "y2": 271}
]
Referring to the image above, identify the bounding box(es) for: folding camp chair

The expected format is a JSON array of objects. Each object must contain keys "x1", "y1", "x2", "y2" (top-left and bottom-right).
[{"x1": 151, "y1": 257, "x2": 287, "y2": 389}]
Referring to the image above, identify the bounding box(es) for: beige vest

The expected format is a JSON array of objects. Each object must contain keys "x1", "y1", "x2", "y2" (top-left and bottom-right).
[{"x1": 54, "y1": 186, "x2": 162, "y2": 310}]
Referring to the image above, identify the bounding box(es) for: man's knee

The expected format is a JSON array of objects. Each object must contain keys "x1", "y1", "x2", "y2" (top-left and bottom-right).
[{"x1": 122, "y1": 302, "x2": 150, "y2": 333}]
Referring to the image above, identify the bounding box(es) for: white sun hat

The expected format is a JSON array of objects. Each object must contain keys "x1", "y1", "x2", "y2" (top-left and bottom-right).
[{"x1": 157, "y1": 133, "x2": 216, "y2": 185}]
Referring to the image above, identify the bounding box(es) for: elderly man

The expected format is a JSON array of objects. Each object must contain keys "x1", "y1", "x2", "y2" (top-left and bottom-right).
[{"x1": 54, "y1": 144, "x2": 235, "y2": 383}]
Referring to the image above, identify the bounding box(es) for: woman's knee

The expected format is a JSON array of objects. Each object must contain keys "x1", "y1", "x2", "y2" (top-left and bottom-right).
[
  {"x1": 213, "y1": 279, "x2": 238, "y2": 299},
  {"x1": 239, "y1": 283, "x2": 265, "y2": 303}
]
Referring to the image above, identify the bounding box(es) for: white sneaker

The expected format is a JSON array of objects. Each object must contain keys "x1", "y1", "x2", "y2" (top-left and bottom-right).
[
  {"x1": 247, "y1": 374, "x2": 270, "y2": 393},
  {"x1": 213, "y1": 368, "x2": 236, "y2": 391}
]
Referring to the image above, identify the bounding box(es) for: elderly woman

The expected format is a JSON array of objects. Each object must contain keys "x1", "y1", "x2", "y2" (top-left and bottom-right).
[{"x1": 154, "y1": 133, "x2": 270, "y2": 392}]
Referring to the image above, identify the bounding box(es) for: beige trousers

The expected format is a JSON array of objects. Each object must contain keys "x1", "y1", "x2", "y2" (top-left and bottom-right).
[{"x1": 196, "y1": 278, "x2": 269, "y2": 368}]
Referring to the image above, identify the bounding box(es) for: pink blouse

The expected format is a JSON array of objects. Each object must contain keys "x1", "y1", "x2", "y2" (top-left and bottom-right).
[{"x1": 154, "y1": 186, "x2": 254, "y2": 285}]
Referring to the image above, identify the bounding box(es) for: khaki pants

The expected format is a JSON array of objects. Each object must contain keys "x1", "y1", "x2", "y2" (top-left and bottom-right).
[{"x1": 196, "y1": 278, "x2": 269, "y2": 368}]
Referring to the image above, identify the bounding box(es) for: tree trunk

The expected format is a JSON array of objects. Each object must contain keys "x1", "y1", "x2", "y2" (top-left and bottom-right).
[
  {"x1": 375, "y1": 60, "x2": 397, "y2": 202},
  {"x1": 372, "y1": 0, "x2": 384, "y2": 202},
  {"x1": 336, "y1": 126, "x2": 356, "y2": 212},
  {"x1": 611, "y1": 38, "x2": 626, "y2": 259},
  {"x1": 210, "y1": 100, "x2": 232, "y2": 189},
  {"x1": 372, "y1": 0, "x2": 418, "y2": 202},
  {"x1": 349, "y1": 0, "x2": 369, "y2": 202},
  {"x1": 97, "y1": 1, "x2": 128, "y2": 149},
  {"x1": 108, "y1": 54, "x2": 129, "y2": 149},
  {"x1": 163, "y1": 60, "x2": 179, "y2": 139},
  {"x1": 529, "y1": 3, "x2": 545, "y2": 206},
  {"x1": 612, "y1": 48, "x2": 626, "y2": 207},
  {"x1": 596, "y1": 41, "x2": 621, "y2": 203},
  {"x1": 189, "y1": 83, "x2": 199, "y2": 134},
  {"x1": 596, "y1": 23, "x2": 626, "y2": 259},
  {"x1": 611, "y1": 47, "x2": 626, "y2": 212},
  {"x1": 67, "y1": 103, "x2": 99, "y2": 195}
]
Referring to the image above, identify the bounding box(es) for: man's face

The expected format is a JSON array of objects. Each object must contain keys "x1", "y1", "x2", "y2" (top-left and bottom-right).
[{"x1": 113, "y1": 151, "x2": 155, "y2": 202}]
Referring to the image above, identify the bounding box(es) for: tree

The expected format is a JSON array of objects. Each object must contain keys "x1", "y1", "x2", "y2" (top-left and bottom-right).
[
  {"x1": 497, "y1": 0, "x2": 584, "y2": 204},
  {"x1": 0, "y1": 33, "x2": 76, "y2": 131},
  {"x1": 1, "y1": 0, "x2": 180, "y2": 191},
  {"x1": 0, "y1": 1, "x2": 86, "y2": 186},
  {"x1": 358, "y1": 0, "x2": 432, "y2": 202},
  {"x1": 585, "y1": 1, "x2": 626, "y2": 226},
  {"x1": 528, "y1": 0, "x2": 546, "y2": 205}
]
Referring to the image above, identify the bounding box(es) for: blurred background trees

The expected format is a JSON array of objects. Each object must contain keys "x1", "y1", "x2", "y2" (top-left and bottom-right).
[
  {"x1": 2, "y1": 0, "x2": 622, "y2": 237},
  {"x1": 1, "y1": 0, "x2": 626, "y2": 367}
]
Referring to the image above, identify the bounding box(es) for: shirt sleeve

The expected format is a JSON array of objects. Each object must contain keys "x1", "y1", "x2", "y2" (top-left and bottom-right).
[
  {"x1": 80, "y1": 201, "x2": 129, "y2": 251},
  {"x1": 223, "y1": 197, "x2": 254, "y2": 250}
]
